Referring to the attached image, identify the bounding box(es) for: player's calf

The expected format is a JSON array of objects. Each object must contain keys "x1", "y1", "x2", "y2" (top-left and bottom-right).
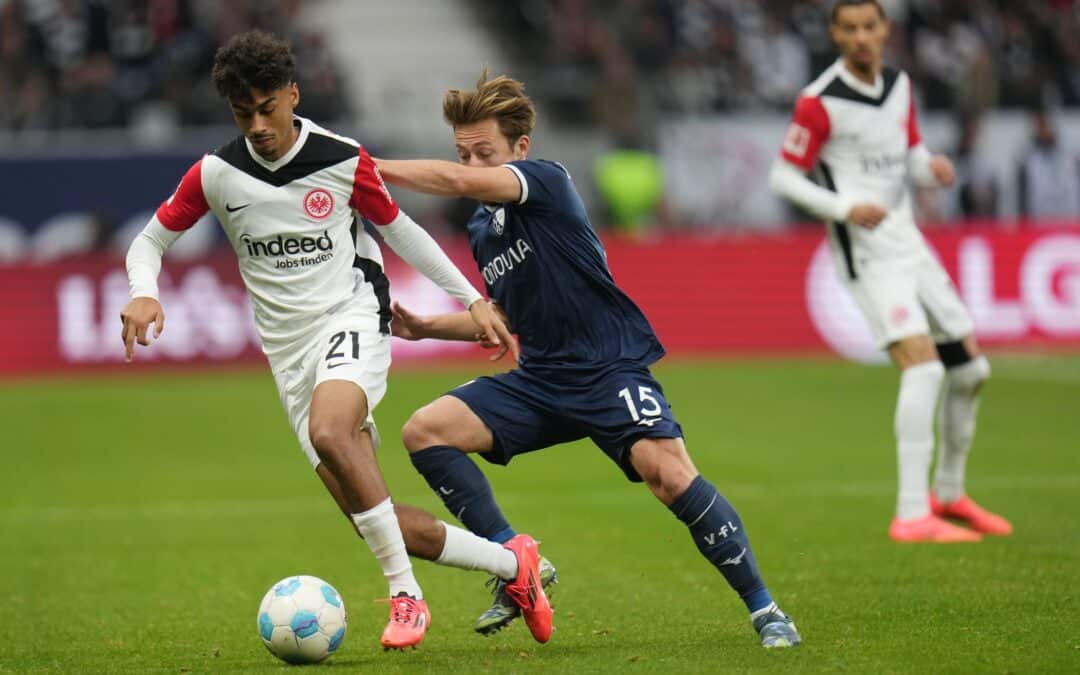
[
  {"x1": 410, "y1": 444, "x2": 517, "y2": 543},
  {"x1": 667, "y1": 474, "x2": 800, "y2": 646}
]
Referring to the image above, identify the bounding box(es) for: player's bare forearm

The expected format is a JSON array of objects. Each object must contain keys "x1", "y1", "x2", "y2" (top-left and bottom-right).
[
  {"x1": 375, "y1": 159, "x2": 521, "y2": 203},
  {"x1": 376, "y1": 159, "x2": 465, "y2": 196},
  {"x1": 425, "y1": 311, "x2": 484, "y2": 341},
  {"x1": 391, "y1": 300, "x2": 479, "y2": 342}
]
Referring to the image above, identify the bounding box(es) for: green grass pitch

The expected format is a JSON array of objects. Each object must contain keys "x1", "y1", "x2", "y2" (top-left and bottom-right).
[{"x1": 4, "y1": 356, "x2": 1079, "y2": 673}]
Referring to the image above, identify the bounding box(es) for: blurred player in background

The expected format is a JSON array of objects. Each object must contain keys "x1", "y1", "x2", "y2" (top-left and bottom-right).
[
  {"x1": 120, "y1": 31, "x2": 553, "y2": 650},
  {"x1": 377, "y1": 70, "x2": 802, "y2": 648},
  {"x1": 769, "y1": 0, "x2": 1012, "y2": 542}
]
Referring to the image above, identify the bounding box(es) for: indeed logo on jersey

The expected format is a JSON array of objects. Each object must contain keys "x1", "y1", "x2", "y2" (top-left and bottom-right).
[
  {"x1": 859, "y1": 152, "x2": 907, "y2": 174},
  {"x1": 481, "y1": 238, "x2": 532, "y2": 285},
  {"x1": 241, "y1": 231, "x2": 334, "y2": 269}
]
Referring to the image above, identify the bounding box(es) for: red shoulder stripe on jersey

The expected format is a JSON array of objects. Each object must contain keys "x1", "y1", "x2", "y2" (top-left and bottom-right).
[
  {"x1": 349, "y1": 145, "x2": 400, "y2": 226},
  {"x1": 907, "y1": 80, "x2": 922, "y2": 148},
  {"x1": 780, "y1": 95, "x2": 830, "y2": 170},
  {"x1": 156, "y1": 158, "x2": 209, "y2": 231}
]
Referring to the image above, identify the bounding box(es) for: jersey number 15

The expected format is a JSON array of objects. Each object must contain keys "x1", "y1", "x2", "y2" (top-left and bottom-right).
[{"x1": 618, "y1": 386, "x2": 661, "y2": 422}]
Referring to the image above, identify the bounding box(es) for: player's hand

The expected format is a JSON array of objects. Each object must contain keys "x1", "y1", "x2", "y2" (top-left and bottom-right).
[
  {"x1": 120, "y1": 297, "x2": 165, "y2": 362},
  {"x1": 469, "y1": 300, "x2": 518, "y2": 362},
  {"x1": 929, "y1": 155, "x2": 955, "y2": 187},
  {"x1": 390, "y1": 301, "x2": 428, "y2": 341},
  {"x1": 847, "y1": 203, "x2": 888, "y2": 229}
]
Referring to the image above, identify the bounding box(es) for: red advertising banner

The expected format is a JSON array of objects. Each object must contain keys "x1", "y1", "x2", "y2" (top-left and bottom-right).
[
  {"x1": 1, "y1": 225, "x2": 1078, "y2": 375},
  {"x1": 613, "y1": 225, "x2": 1080, "y2": 362}
]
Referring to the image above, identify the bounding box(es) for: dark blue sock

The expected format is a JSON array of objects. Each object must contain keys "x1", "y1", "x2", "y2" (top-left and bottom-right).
[
  {"x1": 409, "y1": 445, "x2": 517, "y2": 543},
  {"x1": 669, "y1": 475, "x2": 773, "y2": 613}
]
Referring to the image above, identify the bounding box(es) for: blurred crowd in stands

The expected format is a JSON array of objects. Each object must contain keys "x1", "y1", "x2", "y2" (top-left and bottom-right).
[
  {"x1": 1, "y1": 0, "x2": 1079, "y2": 247},
  {"x1": 0, "y1": 0, "x2": 347, "y2": 130},
  {"x1": 493, "y1": 0, "x2": 1080, "y2": 228},
  {"x1": 511, "y1": 0, "x2": 1080, "y2": 122}
]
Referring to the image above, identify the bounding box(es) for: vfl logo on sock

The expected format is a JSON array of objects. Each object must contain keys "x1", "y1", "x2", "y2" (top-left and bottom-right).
[
  {"x1": 720, "y1": 547, "x2": 748, "y2": 567},
  {"x1": 702, "y1": 521, "x2": 740, "y2": 546}
]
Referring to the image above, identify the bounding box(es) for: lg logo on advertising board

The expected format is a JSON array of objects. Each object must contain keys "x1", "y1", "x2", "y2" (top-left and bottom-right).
[{"x1": 805, "y1": 234, "x2": 1080, "y2": 362}]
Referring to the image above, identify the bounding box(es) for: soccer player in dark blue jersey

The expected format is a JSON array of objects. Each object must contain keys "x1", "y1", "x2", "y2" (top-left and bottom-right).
[{"x1": 376, "y1": 70, "x2": 801, "y2": 648}]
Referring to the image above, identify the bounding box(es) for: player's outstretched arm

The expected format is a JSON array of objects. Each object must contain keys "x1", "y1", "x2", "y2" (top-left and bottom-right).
[
  {"x1": 375, "y1": 158, "x2": 521, "y2": 204},
  {"x1": 122, "y1": 218, "x2": 182, "y2": 361},
  {"x1": 373, "y1": 210, "x2": 517, "y2": 360},
  {"x1": 392, "y1": 301, "x2": 516, "y2": 362},
  {"x1": 122, "y1": 157, "x2": 208, "y2": 361}
]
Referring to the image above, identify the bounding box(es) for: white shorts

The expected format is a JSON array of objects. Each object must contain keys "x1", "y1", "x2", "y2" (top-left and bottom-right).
[
  {"x1": 845, "y1": 255, "x2": 975, "y2": 348},
  {"x1": 269, "y1": 297, "x2": 391, "y2": 468}
]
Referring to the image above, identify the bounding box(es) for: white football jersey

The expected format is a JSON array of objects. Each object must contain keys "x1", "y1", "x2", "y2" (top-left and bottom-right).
[
  {"x1": 154, "y1": 116, "x2": 396, "y2": 363},
  {"x1": 780, "y1": 60, "x2": 930, "y2": 278}
]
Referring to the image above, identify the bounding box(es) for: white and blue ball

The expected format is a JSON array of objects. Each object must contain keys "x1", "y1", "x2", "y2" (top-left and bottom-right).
[{"x1": 257, "y1": 575, "x2": 347, "y2": 664}]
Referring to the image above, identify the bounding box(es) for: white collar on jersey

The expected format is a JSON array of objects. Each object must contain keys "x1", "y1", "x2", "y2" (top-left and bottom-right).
[
  {"x1": 244, "y1": 116, "x2": 310, "y2": 171},
  {"x1": 835, "y1": 59, "x2": 884, "y2": 99}
]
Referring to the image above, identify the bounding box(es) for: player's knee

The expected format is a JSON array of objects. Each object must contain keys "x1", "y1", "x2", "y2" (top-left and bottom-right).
[
  {"x1": 309, "y1": 417, "x2": 353, "y2": 463},
  {"x1": 972, "y1": 355, "x2": 991, "y2": 383},
  {"x1": 632, "y1": 440, "x2": 698, "y2": 503},
  {"x1": 938, "y1": 341, "x2": 990, "y2": 393},
  {"x1": 401, "y1": 407, "x2": 445, "y2": 453},
  {"x1": 658, "y1": 463, "x2": 697, "y2": 502},
  {"x1": 950, "y1": 355, "x2": 991, "y2": 395}
]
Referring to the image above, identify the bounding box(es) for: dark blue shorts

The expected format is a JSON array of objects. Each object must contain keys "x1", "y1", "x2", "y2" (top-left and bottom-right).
[{"x1": 447, "y1": 363, "x2": 683, "y2": 482}]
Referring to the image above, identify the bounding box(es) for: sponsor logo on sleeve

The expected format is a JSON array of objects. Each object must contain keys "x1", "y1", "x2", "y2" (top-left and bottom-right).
[{"x1": 782, "y1": 123, "x2": 810, "y2": 158}]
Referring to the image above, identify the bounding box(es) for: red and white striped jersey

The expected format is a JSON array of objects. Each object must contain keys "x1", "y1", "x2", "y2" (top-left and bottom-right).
[
  {"x1": 154, "y1": 116, "x2": 396, "y2": 359},
  {"x1": 780, "y1": 59, "x2": 929, "y2": 276}
]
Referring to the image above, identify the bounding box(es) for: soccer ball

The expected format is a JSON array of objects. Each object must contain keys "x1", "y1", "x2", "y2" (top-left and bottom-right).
[{"x1": 257, "y1": 575, "x2": 347, "y2": 664}]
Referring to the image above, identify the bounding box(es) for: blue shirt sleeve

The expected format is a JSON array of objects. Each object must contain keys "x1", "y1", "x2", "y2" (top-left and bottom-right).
[{"x1": 505, "y1": 160, "x2": 572, "y2": 211}]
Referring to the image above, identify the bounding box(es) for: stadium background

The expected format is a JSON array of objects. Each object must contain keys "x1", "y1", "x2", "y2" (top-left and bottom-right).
[{"x1": 3, "y1": 1, "x2": 1079, "y2": 673}]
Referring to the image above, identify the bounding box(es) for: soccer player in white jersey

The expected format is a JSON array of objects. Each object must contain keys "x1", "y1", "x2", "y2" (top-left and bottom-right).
[
  {"x1": 120, "y1": 31, "x2": 553, "y2": 649},
  {"x1": 769, "y1": 0, "x2": 1012, "y2": 543}
]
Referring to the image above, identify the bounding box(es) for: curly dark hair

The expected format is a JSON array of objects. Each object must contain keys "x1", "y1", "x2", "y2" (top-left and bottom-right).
[{"x1": 211, "y1": 31, "x2": 296, "y2": 102}]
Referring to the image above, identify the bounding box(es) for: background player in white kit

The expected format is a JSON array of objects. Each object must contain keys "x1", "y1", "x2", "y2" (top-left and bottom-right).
[
  {"x1": 769, "y1": 0, "x2": 1012, "y2": 543},
  {"x1": 119, "y1": 31, "x2": 553, "y2": 650}
]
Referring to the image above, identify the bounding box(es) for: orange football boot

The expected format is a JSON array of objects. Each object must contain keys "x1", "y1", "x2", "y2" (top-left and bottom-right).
[
  {"x1": 502, "y1": 534, "x2": 554, "y2": 643},
  {"x1": 889, "y1": 513, "x2": 982, "y2": 542},
  {"x1": 931, "y1": 493, "x2": 1013, "y2": 536},
  {"x1": 380, "y1": 592, "x2": 430, "y2": 650}
]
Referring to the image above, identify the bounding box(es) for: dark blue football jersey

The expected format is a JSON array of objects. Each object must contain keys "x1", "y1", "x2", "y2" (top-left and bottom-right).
[{"x1": 464, "y1": 159, "x2": 665, "y2": 376}]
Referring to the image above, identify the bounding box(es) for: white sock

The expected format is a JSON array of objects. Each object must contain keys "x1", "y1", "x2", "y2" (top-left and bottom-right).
[
  {"x1": 894, "y1": 361, "x2": 945, "y2": 520},
  {"x1": 935, "y1": 356, "x2": 990, "y2": 502},
  {"x1": 351, "y1": 498, "x2": 422, "y2": 599},
  {"x1": 435, "y1": 521, "x2": 518, "y2": 580}
]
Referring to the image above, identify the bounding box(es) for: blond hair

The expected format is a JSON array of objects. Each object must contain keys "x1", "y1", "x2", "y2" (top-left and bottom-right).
[{"x1": 443, "y1": 68, "x2": 536, "y2": 143}]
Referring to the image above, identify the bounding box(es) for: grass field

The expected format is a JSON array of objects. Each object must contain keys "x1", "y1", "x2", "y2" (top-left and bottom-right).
[{"x1": 4, "y1": 355, "x2": 1079, "y2": 674}]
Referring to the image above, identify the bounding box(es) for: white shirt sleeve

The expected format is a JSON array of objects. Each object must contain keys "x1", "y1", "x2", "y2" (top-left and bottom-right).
[
  {"x1": 126, "y1": 216, "x2": 183, "y2": 300},
  {"x1": 373, "y1": 210, "x2": 483, "y2": 308},
  {"x1": 768, "y1": 159, "x2": 854, "y2": 223},
  {"x1": 907, "y1": 143, "x2": 938, "y2": 187}
]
